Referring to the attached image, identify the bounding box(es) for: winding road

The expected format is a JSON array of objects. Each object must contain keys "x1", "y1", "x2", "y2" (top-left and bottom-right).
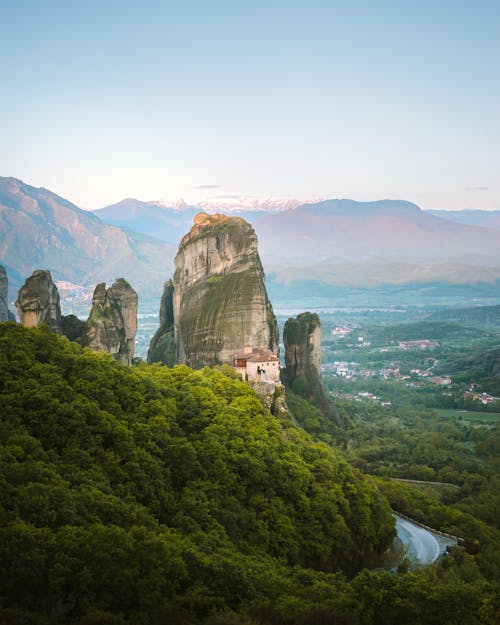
[{"x1": 394, "y1": 515, "x2": 442, "y2": 565}]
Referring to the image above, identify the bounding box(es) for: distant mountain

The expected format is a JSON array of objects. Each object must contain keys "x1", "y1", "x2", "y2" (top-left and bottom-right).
[
  {"x1": 93, "y1": 198, "x2": 199, "y2": 244},
  {"x1": 196, "y1": 195, "x2": 310, "y2": 213},
  {"x1": 92, "y1": 196, "x2": 500, "y2": 299},
  {"x1": 428, "y1": 209, "x2": 500, "y2": 230},
  {"x1": 254, "y1": 199, "x2": 500, "y2": 264},
  {"x1": 0, "y1": 177, "x2": 175, "y2": 299},
  {"x1": 4, "y1": 179, "x2": 500, "y2": 309},
  {"x1": 93, "y1": 196, "x2": 309, "y2": 243},
  {"x1": 95, "y1": 197, "x2": 500, "y2": 265}
]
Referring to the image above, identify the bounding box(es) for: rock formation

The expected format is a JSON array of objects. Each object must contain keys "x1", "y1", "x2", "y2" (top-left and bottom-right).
[
  {"x1": 0, "y1": 265, "x2": 13, "y2": 322},
  {"x1": 147, "y1": 280, "x2": 176, "y2": 366},
  {"x1": 282, "y1": 312, "x2": 331, "y2": 416},
  {"x1": 168, "y1": 212, "x2": 279, "y2": 368},
  {"x1": 82, "y1": 278, "x2": 138, "y2": 365},
  {"x1": 15, "y1": 270, "x2": 62, "y2": 333}
]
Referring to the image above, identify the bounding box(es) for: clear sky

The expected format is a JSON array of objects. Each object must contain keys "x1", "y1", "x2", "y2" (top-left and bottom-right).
[{"x1": 1, "y1": 0, "x2": 499, "y2": 210}]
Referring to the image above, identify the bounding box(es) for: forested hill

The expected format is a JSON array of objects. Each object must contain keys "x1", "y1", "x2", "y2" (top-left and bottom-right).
[
  {"x1": 0, "y1": 323, "x2": 394, "y2": 623},
  {"x1": 426, "y1": 304, "x2": 500, "y2": 330},
  {"x1": 0, "y1": 323, "x2": 497, "y2": 625}
]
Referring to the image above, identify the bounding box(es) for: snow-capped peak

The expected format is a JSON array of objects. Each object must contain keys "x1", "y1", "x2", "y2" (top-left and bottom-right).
[
  {"x1": 149, "y1": 198, "x2": 189, "y2": 211},
  {"x1": 197, "y1": 196, "x2": 306, "y2": 213},
  {"x1": 145, "y1": 195, "x2": 325, "y2": 214}
]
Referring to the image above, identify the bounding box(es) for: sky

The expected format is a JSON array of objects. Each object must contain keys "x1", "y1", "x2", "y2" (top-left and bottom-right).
[{"x1": 1, "y1": 0, "x2": 499, "y2": 210}]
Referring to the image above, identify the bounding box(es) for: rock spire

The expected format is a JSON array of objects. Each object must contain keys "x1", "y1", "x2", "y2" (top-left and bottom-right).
[
  {"x1": 0, "y1": 265, "x2": 12, "y2": 322},
  {"x1": 150, "y1": 212, "x2": 279, "y2": 368},
  {"x1": 282, "y1": 312, "x2": 331, "y2": 416},
  {"x1": 82, "y1": 278, "x2": 138, "y2": 365},
  {"x1": 15, "y1": 270, "x2": 62, "y2": 333}
]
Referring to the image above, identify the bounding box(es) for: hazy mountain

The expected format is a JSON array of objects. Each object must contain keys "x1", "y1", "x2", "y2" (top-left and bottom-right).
[
  {"x1": 93, "y1": 196, "x2": 308, "y2": 243},
  {"x1": 0, "y1": 177, "x2": 175, "y2": 299},
  {"x1": 94, "y1": 198, "x2": 199, "y2": 244},
  {"x1": 95, "y1": 197, "x2": 500, "y2": 267},
  {"x1": 254, "y1": 199, "x2": 500, "y2": 264},
  {"x1": 92, "y1": 196, "x2": 500, "y2": 300},
  {"x1": 252, "y1": 200, "x2": 500, "y2": 302},
  {"x1": 4, "y1": 179, "x2": 500, "y2": 309},
  {"x1": 428, "y1": 209, "x2": 500, "y2": 230}
]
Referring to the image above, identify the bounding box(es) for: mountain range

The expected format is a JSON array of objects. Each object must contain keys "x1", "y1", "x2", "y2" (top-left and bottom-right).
[
  {"x1": 253, "y1": 199, "x2": 500, "y2": 295},
  {"x1": 0, "y1": 177, "x2": 175, "y2": 299},
  {"x1": 2, "y1": 176, "x2": 500, "y2": 307},
  {"x1": 429, "y1": 209, "x2": 500, "y2": 230},
  {"x1": 96, "y1": 196, "x2": 500, "y2": 297},
  {"x1": 92, "y1": 196, "x2": 309, "y2": 244}
]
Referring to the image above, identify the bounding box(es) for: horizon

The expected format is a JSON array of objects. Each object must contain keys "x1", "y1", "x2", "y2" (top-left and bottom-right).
[
  {"x1": 1, "y1": 1, "x2": 499, "y2": 211},
  {"x1": 1, "y1": 174, "x2": 498, "y2": 213}
]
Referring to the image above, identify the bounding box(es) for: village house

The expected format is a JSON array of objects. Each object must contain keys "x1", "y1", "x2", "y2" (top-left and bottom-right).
[
  {"x1": 463, "y1": 391, "x2": 497, "y2": 405},
  {"x1": 331, "y1": 325, "x2": 353, "y2": 337},
  {"x1": 381, "y1": 365, "x2": 400, "y2": 379},
  {"x1": 399, "y1": 339, "x2": 439, "y2": 350},
  {"x1": 232, "y1": 345, "x2": 280, "y2": 383},
  {"x1": 411, "y1": 368, "x2": 432, "y2": 378},
  {"x1": 428, "y1": 376, "x2": 452, "y2": 386}
]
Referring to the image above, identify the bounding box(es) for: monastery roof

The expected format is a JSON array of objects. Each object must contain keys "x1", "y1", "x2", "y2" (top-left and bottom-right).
[{"x1": 233, "y1": 346, "x2": 278, "y2": 363}]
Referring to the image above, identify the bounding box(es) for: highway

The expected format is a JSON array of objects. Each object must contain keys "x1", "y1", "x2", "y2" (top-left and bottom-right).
[{"x1": 394, "y1": 515, "x2": 441, "y2": 565}]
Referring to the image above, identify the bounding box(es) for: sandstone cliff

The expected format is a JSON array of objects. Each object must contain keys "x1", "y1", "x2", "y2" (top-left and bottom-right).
[
  {"x1": 147, "y1": 280, "x2": 176, "y2": 366},
  {"x1": 15, "y1": 270, "x2": 62, "y2": 333},
  {"x1": 282, "y1": 312, "x2": 331, "y2": 416},
  {"x1": 83, "y1": 279, "x2": 138, "y2": 365},
  {"x1": 172, "y1": 213, "x2": 279, "y2": 368},
  {"x1": 0, "y1": 265, "x2": 13, "y2": 322}
]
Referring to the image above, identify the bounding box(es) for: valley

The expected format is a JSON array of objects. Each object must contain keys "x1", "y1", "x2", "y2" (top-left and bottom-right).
[
  {"x1": 3, "y1": 1, "x2": 499, "y2": 621},
  {"x1": 1, "y1": 179, "x2": 499, "y2": 624}
]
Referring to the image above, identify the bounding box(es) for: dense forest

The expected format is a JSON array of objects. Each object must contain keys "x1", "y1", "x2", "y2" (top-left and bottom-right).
[{"x1": 0, "y1": 323, "x2": 499, "y2": 624}]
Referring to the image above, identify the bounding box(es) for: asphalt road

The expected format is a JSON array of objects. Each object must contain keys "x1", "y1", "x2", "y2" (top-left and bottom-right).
[{"x1": 395, "y1": 515, "x2": 441, "y2": 565}]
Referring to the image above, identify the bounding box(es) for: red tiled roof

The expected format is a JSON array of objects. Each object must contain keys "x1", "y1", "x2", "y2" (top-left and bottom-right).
[{"x1": 233, "y1": 346, "x2": 278, "y2": 363}]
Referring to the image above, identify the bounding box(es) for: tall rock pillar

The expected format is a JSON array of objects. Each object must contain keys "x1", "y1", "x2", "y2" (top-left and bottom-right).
[
  {"x1": 283, "y1": 312, "x2": 332, "y2": 416},
  {"x1": 171, "y1": 212, "x2": 278, "y2": 368},
  {"x1": 0, "y1": 265, "x2": 11, "y2": 322},
  {"x1": 15, "y1": 269, "x2": 62, "y2": 333},
  {"x1": 83, "y1": 278, "x2": 138, "y2": 365}
]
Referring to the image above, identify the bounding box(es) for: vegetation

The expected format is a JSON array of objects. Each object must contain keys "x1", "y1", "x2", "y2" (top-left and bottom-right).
[{"x1": 1, "y1": 322, "x2": 499, "y2": 624}]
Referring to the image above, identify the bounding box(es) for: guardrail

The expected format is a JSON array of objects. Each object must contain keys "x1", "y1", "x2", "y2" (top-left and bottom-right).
[{"x1": 394, "y1": 511, "x2": 463, "y2": 543}]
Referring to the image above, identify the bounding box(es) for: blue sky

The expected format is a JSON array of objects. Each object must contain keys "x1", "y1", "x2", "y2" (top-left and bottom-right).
[{"x1": 1, "y1": 0, "x2": 499, "y2": 209}]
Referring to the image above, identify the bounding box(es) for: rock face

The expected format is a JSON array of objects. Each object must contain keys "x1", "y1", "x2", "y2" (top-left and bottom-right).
[
  {"x1": 283, "y1": 312, "x2": 331, "y2": 415},
  {"x1": 15, "y1": 270, "x2": 62, "y2": 333},
  {"x1": 171, "y1": 213, "x2": 279, "y2": 368},
  {"x1": 0, "y1": 265, "x2": 11, "y2": 322},
  {"x1": 147, "y1": 280, "x2": 176, "y2": 366},
  {"x1": 83, "y1": 279, "x2": 138, "y2": 365}
]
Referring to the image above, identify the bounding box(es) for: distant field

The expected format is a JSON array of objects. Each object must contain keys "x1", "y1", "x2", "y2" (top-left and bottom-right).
[{"x1": 434, "y1": 408, "x2": 500, "y2": 424}]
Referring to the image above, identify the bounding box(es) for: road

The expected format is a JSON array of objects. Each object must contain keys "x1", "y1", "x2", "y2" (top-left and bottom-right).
[{"x1": 394, "y1": 515, "x2": 441, "y2": 565}]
